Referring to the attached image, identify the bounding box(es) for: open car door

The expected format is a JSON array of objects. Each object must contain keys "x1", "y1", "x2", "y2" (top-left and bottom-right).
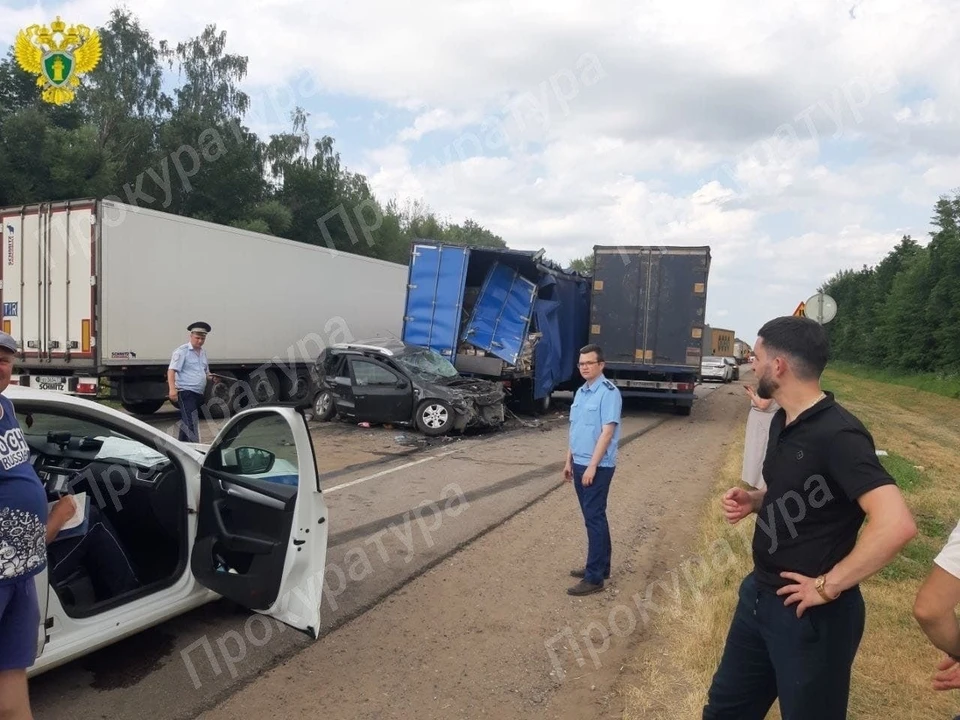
[
  {"x1": 190, "y1": 406, "x2": 328, "y2": 638},
  {"x1": 33, "y1": 568, "x2": 50, "y2": 662}
]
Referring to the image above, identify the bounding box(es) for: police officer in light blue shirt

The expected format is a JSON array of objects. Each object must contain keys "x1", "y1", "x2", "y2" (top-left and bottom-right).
[
  {"x1": 564, "y1": 343, "x2": 622, "y2": 596},
  {"x1": 167, "y1": 322, "x2": 215, "y2": 442}
]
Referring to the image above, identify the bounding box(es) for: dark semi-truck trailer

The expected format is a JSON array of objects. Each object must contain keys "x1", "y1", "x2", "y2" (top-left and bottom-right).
[{"x1": 587, "y1": 245, "x2": 711, "y2": 415}]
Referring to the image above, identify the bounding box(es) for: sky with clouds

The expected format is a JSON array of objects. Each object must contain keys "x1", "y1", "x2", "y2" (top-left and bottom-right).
[{"x1": 3, "y1": 0, "x2": 958, "y2": 343}]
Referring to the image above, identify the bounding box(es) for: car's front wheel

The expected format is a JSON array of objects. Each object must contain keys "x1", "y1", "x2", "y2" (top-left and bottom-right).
[
  {"x1": 312, "y1": 390, "x2": 336, "y2": 421},
  {"x1": 415, "y1": 399, "x2": 454, "y2": 436}
]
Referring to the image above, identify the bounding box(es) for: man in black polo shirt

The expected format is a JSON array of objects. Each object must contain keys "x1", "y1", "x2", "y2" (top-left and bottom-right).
[{"x1": 702, "y1": 316, "x2": 918, "y2": 720}]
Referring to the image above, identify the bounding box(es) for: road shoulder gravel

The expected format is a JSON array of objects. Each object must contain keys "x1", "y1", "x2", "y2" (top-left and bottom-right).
[{"x1": 196, "y1": 384, "x2": 748, "y2": 720}]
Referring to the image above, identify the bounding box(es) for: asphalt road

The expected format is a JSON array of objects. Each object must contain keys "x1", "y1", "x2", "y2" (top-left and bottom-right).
[{"x1": 29, "y1": 381, "x2": 727, "y2": 720}]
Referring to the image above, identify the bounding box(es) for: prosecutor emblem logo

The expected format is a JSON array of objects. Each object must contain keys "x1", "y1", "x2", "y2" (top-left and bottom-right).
[{"x1": 14, "y1": 16, "x2": 102, "y2": 105}]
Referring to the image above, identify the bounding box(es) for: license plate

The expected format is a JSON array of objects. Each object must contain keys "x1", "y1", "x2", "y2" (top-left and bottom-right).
[{"x1": 36, "y1": 376, "x2": 68, "y2": 391}]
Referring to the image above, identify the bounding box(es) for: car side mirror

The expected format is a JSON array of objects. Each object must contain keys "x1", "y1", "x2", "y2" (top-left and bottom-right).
[
  {"x1": 396, "y1": 379, "x2": 409, "y2": 389},
  {"x1": 222, "y1": 446, "x2": 276, "y2": 475}
]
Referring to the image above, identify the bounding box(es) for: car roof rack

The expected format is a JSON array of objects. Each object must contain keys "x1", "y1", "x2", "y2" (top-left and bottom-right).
[{"x1": 331, "y1": 341, "x2": 397, "y2": 357}]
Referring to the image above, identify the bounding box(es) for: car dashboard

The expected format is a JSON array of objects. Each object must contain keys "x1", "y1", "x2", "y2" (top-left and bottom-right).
[{"x1": 24, "y1": 431, "x2": 174, "y2": 493}]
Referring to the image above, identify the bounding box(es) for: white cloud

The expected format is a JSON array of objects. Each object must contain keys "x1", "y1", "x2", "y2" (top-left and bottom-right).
[
  {"x1": 6, "y1": 0, "x2": 960, "y2": 340},
  {"x1": 311, "y1": 112, "x2": 336, "y2": 130},
  {"x1": 397, "y1": 109, "x2": 482, "y2": 142},
  {"x1": 912, "y1": 155, "x2": 960, "y2": 191},
  {"x1": 895, "y1": 99, "x2": 942, "y2": 126}
]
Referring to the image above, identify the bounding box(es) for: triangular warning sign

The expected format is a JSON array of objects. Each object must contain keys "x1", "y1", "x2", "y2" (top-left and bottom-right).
[{"x1": 793, "y1": 301, "x2": 806, "y2": 317}]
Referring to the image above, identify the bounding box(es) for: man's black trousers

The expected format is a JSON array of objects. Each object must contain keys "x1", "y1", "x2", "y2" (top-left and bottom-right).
[{"x1": 702, "y1": 570, "x2": 865, "y2": 720}]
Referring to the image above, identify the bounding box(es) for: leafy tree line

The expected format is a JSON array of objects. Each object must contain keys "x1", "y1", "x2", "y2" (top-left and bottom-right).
[
  {"x1": 820, "y1": 191, "x2": 960, "y2": 375},
  {"x1": 567, "y1": 255, "x2": 593, "y2": 272},
  {"x1": 0, "y1": 8, "x2": 506, "y2": 263}
]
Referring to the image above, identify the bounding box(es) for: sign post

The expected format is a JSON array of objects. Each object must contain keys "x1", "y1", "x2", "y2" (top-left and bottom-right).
[{"x1": 804, "y1": 293, "x2": 837, "y2": 324}]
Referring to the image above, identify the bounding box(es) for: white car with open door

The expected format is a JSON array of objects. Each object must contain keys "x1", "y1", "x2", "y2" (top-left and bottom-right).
[{"x1": 4, "y1": 385, "x2": 329, "y2": 678}]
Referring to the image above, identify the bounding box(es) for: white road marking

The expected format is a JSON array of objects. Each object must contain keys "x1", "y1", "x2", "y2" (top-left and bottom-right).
[
  {"x1": 324, "y1": 448, "x2": 461, "y2": 494},
  {"x1": 321, "y1": 382, "x2": 733, "y2": 494}
]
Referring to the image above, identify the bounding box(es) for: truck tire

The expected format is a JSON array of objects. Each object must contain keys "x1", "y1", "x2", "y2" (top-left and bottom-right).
[
  {"x1": 121, "y1": 399, "x2": 165, "y2": 416},
  {"x1": 674, "y1": 403, "x2": 692, "y2": 416},
  {"x1": 280, "y1": 370, "x2": 312, "y2": 405},
  {"x1": 250, "y1": 369, "x2": 282, "y2": 406},
  {"x1": 229, "y1": 374, "x2": 253, "y2": 415},
  {"x1": 415, "y1": 399, "x2": 454, "y2": 436},
  {"x1": 204, "y1": 371, "x2": 235, "y2": 419}
]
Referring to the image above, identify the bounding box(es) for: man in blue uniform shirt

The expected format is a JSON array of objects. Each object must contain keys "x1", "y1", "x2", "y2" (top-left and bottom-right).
[
  {"x1": 564, "y1": 343, "x2": 622, "y2": 596},
  {"x1": 167, "y1": 322, "x2": 216, "y2": 443}
]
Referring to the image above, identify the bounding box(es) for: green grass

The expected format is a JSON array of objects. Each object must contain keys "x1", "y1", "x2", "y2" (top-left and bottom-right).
[
  {"x1": 869, "y1": 450, "x2": 946, "y2": 581},
  {"x1": 624, "y1": 365, "x2": 960, "y2": 719},
  {"x1": 914, "y1": 513, "x2": 950, "y2": 541},
  {"x1": 828, "y1": 360, "x2": 960, "y2": 399},
  {"x1": 871, "y1": 452, "x2": 936, "y2": 579},
  {"x1": 879, "y1": 536, "x2": 940, "y2": 581},
  {"x1": 878, "y1": 452, "x2": 929, "y2": 493}
]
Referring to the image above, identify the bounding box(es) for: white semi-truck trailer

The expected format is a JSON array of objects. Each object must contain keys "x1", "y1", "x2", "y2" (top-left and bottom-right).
[{"x1": 0, "y1": 198, "x2": 407, "y2": 416}]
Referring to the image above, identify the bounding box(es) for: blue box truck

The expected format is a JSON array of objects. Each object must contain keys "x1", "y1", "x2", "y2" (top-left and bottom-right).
[
  {"x1": 587, "y1": 245, "x2": 711, "y2": 415},
  {"x1": 401, "y1": 241, "x2": 591, "y2": 413}
]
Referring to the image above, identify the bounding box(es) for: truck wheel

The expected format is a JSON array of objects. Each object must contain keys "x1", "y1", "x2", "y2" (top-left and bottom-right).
[
  {"x1": 229, "y1": 377, "x2": 253, "y2": 414},
  {"x1": 121, "y1": 399, "x2": 165, "y2": 416},
  {"x1": 250, "y1": 369, "x2": 281, "y2": 406},
  {"x1": 280, "y1": 370, "x2": 312, "y2": 404},
  {"x1": 204, "y1": 371, "x2": 235, "y2": 419},
  {"x1": 415, "y1": 400, "x2": 454, "y2": 436},
  {"x1": 674, "y1": 403, "x2": 692, "y2": 416},
  {"x1": 312, "y1": 391, "x2": 336, "y2": 422}
]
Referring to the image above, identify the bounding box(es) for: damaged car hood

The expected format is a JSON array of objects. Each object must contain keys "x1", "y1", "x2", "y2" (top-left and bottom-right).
[{"x1": 437, "y1": 377, "x2": 505, "y2": 403}]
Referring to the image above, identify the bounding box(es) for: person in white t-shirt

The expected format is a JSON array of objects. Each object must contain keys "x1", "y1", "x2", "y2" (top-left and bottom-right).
[
  {"x1": 914, "y1": 519, "x2": 960, "y2": 704},
  {"x1": 740, "y1": 384, "x2": 779, "y2": 490}
]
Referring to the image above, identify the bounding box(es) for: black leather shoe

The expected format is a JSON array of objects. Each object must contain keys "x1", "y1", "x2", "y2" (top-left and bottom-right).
[
  {"x1": 570, "y1": 568, "x2": 610, "y2": 579},
  {"x1": 567, "y1": 579, "x2": 604, "y2": 596}
]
